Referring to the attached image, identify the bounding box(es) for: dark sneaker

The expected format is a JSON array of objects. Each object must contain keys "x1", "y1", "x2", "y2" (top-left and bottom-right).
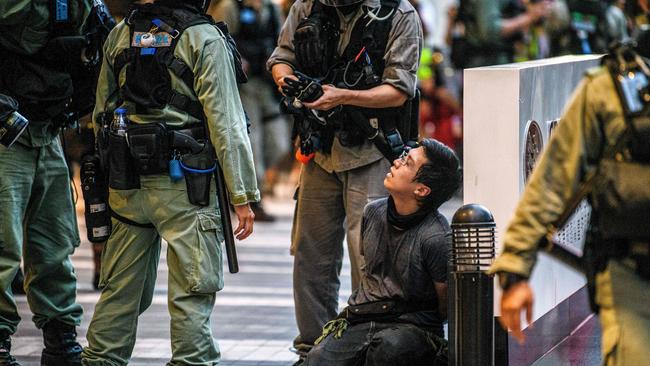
[
  {"x1": 0, "y1": 335, "x2": 21, "y2": 366},
  {"x1": 41, "y1": 321, "x2": 82, "y2": 366}
]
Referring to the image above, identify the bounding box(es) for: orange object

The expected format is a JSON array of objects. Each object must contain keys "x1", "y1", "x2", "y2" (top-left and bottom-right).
[{"x1": 295, "y1": 149, "x2": 315, "y2": 164}]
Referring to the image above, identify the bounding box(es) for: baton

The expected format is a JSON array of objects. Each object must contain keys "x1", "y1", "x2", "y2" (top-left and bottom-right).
[{"x1": 214, "y1": 161, "x2": 239, "y2": 273}]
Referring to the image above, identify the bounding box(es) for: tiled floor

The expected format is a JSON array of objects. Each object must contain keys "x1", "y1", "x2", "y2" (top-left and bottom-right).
[{"x1": 531, "y1": 315, "x2": 602, "y2": 366}]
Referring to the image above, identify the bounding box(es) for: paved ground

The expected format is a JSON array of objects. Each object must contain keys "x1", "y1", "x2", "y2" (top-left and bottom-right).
[
  {"x1": 9, "y1": 182, "x2": 601, "y2": 366},
  {"x1": 9, "y1": 182, "x2": 462, "y2": 366}
]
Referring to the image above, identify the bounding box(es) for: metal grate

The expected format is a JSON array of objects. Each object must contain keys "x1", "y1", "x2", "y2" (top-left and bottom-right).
[
  {"x1": 552, "y1": 199, "x2": 591, "y2": 255},
  {"x1": 451, "y1": 223, "x2": 496, "y2": 272}
]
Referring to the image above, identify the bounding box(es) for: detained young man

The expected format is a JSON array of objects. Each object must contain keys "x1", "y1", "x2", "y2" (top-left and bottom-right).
[{"x1": 303, "y1": 138, "x2": 461, "y2": 366}]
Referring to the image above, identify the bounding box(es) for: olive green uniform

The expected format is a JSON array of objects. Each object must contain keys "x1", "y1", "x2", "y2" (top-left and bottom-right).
[
  {"x1": 0, "y1": 0, "x2": 88, "y2": 335},
  {"x1": 488, "y1": 67, "x2": 650, "y2": 365},
  {"x1": 81, "y1": 16, "x2": 259, "y2": 366}
]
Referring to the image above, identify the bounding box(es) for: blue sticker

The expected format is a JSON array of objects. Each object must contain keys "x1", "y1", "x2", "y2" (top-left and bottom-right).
[
  {"x1": 55, "y1": 0, "x2": 69, "y2": 22},
  {"x1": 240, "y1": 8, "x2": 256, "y2": 25},
  {"x1": 140, "y1": 48, "x2": 156, "y2": 55},
  {"x1": 132, "y1": 32, "x2": 173, "y2": 47}
]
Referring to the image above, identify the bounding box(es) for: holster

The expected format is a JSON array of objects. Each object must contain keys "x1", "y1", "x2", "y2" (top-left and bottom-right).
[
  {"x1": 127, "y1": 123, "x2": 170, "y2": 175},
  {"x1": 107, "y1": 131, "x2": 140, "y2": 190},
  {"x1": 181, "y1": 142, "x2": 216, "y2": 207}
]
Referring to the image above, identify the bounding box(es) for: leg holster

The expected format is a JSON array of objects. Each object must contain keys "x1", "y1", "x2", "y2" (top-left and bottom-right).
[{"x1": 179, "y1": 142, "x2": 216, "y2": 207}]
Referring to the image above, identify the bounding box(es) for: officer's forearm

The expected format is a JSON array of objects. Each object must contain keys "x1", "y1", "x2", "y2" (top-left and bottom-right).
[
  {"x1": 271, "y1": 63, "x2": 294, "y2": 87},
  {"x1": 343, "y1": 84, "x2": 408, "y2": 108}
]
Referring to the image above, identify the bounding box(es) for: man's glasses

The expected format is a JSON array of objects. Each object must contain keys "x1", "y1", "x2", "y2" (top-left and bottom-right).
[{"x1": 397, "y1": 148, "x2": 410, "y2": 165}]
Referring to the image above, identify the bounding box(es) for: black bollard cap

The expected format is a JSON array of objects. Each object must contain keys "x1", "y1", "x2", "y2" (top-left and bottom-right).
[{"x1": 451, "y1": 204, "x2": 495, "y2": 225}]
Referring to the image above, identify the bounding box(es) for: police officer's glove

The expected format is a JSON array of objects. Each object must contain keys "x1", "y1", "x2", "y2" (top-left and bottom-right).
[{"x1": 282, "y1": 71, "x2": 324, "y2": 103}]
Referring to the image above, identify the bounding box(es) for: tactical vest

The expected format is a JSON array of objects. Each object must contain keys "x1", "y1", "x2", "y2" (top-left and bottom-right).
[
  {"x1": 0, "y1": 0, "x2": 96, "y2": 124},
  {"x1": 114, "y1": 5, "x2": 212, "y2": 121},
  {"x1": 294, "y1": 0, "x2": 418, "y2": 151},
  {"x1": 113, "y1": 4, "x2": 246, "y2": 121}
]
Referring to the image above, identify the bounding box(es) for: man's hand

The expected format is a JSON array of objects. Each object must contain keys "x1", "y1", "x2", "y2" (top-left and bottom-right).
[
  {"x1": 303, "y1": 85, "x2": 347, "y2": 111},
  {"x1": 499, "y1": 281, "x2": 534, "y2": 344},
  {"x1": 233, "y1": 204, "x2": 255, "y2": 240}
]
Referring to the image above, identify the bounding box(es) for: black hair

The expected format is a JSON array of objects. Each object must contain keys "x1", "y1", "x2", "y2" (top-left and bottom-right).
[{"x1": 413, "y1": 138, "x2": 461, "y2": 211}]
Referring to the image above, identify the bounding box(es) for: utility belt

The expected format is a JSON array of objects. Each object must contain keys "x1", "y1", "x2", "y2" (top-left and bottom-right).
[
  {"x1": 343, "y1": 300, "x2": 434, "y2": 325},
  {"x1": 101, "y1": 122, "x2": 216, "y2": 207}
]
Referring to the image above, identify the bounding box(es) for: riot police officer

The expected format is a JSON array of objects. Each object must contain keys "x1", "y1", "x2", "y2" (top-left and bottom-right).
[
  {"x1": 80, "y1": 0, "x2": 259, "y2": 365},
  {"x1": 489, "y1": 42, "x2": 650, "y2": 365},
  {"x1": 268, "y1": 0, "x2": 423, "y2": 360},
  {"x1": 0, "y1": 1, "x2": 93, "y2": 364}
]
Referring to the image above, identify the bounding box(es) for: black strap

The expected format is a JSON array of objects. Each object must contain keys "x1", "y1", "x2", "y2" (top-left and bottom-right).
[
  {"x1": 113, "y1": 48, "x2": 136, "y2": 84},
  {"x1": 167, "y1": 91, "x2": 205, "y2": 120},
  {"x1": 110, "y1": 207, "x2": 155, "y2": 228}
]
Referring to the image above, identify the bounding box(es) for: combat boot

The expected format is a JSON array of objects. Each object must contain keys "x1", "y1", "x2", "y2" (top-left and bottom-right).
[
  {"x1": 0, "y1": 332, "x2": 20, "y2": 366},
  {"x1": 41, "y1": 320, "x2": 82, "y2": 366}
]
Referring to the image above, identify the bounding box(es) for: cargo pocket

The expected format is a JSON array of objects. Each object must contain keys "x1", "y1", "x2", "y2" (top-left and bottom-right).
[{"x1": 189, "y1": 210, "x2": 224, "y2": 293}]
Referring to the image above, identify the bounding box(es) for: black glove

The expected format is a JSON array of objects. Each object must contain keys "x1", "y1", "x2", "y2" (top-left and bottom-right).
[{"x1": 282, "y1": 71, "x2": 324, "y2": 103}]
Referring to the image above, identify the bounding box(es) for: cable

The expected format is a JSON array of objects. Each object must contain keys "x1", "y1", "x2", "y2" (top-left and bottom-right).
[
  {"x1": 343, "y1": 61, "x2": 364, "y2": 87},
  {"x1": 364, "y1": 5, "x2": 394, "y2": 26}
]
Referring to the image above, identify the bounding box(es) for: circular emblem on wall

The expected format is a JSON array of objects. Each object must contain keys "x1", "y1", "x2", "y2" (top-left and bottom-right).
[{"x1": 524, "y1": 120, "x2": 543, "y2": 183}]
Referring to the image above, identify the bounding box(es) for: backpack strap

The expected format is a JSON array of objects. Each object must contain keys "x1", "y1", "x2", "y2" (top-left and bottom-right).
[{"x1": 115, "y1": 6, "x2": 210, "y2": 120}]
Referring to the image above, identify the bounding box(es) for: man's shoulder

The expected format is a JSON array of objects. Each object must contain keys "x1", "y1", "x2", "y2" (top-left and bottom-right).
[
  {"x1": 290, "y1": 0, "x2": 314, "y2": 16},
  {"x1": 364, "y1": 197, "x2": 388, "y2": 217},
  {"x1": 420, "y1": 211, "x2": 451, "y2": 238},
  {"x1": 394, "y1": 0, "x2": 416, "y2": 15}
]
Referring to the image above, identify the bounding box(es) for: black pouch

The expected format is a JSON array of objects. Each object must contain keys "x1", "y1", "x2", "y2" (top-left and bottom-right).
[
  {"x1": 181, "y1": 142, "x2": 216, "y2": 206},
  {"x1": 108, "y1": 131, "x2": 140, "y2": 189},
  {"x1": 127, "y1": 123, "x2": 170, "y2": 175}
]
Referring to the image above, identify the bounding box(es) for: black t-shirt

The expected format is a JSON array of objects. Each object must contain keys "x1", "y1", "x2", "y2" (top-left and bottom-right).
[{"x1": 349, "y1": 198, "x2": 451, "y2": 334}]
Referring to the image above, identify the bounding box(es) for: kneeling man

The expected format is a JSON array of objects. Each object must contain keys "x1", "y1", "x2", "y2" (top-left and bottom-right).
[{"x1": 304, "y1": 138, "x2": 461, "y2": 366}]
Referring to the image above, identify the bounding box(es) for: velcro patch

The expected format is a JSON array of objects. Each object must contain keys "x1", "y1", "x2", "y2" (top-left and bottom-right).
[{"x1": 132, "y1": 32, "x2": 173, "y2": 48}]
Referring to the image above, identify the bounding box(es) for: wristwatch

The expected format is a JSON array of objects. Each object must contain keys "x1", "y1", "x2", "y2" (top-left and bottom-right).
[{"x1": 498, "y1": 272, "x2": 527, "y2": 290}]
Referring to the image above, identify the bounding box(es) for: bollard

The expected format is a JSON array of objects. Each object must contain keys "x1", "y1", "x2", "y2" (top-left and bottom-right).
[{"x1": 449, "y1": 204, "x2": 496, "y2": 366}]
